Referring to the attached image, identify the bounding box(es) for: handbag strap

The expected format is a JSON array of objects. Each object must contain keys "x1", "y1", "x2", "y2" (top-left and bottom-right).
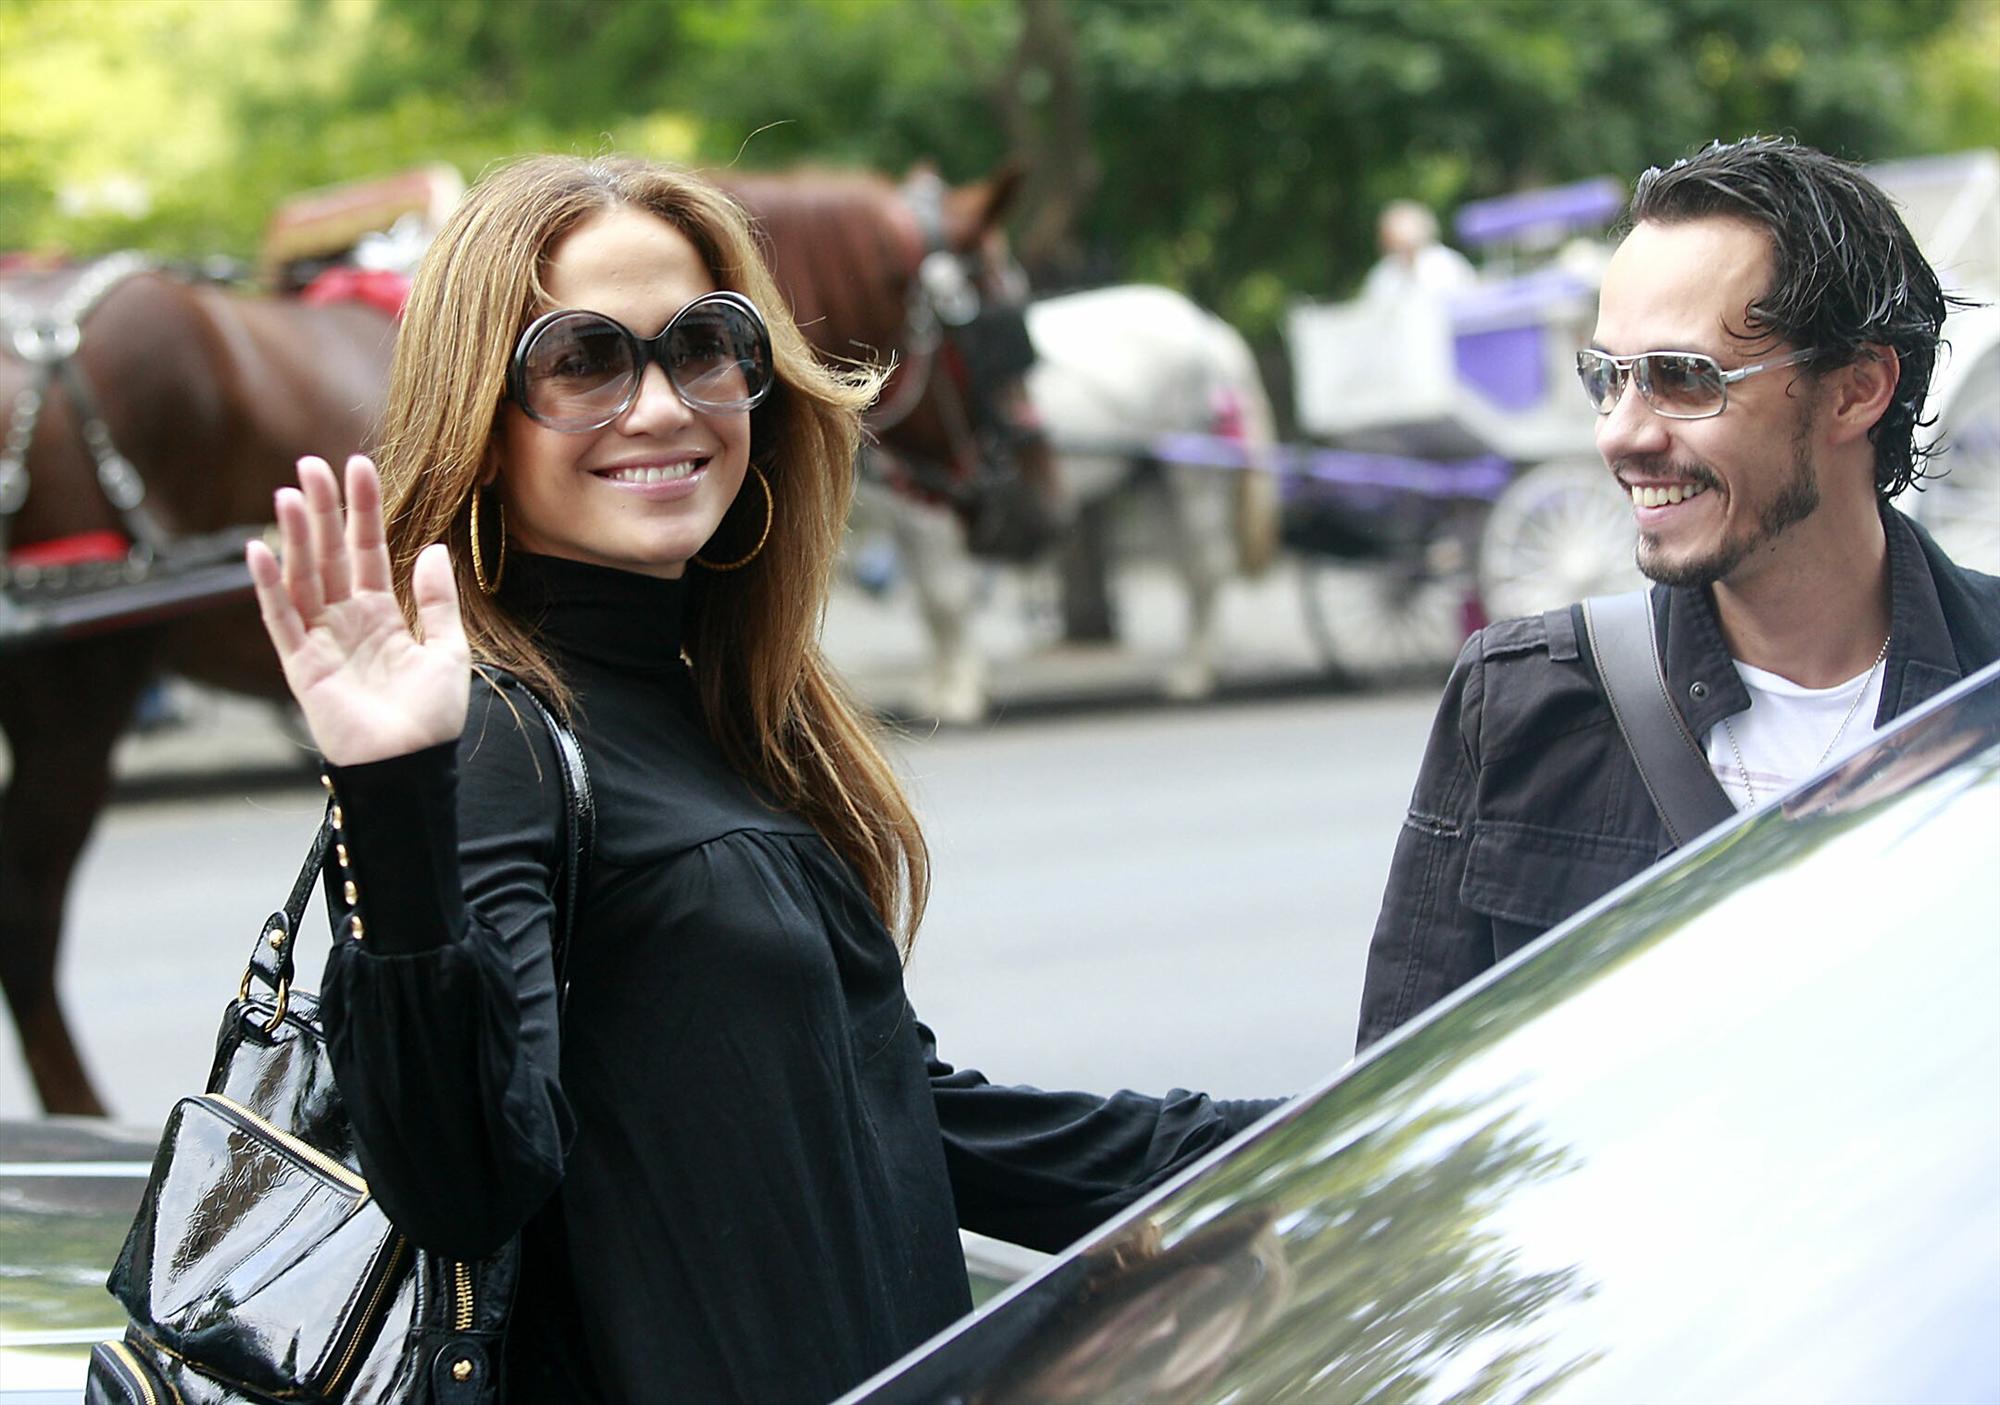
[
  {"x1": 492, "y1": 672, "x2": 595, "y2": 1010},
  {"x1": 243, "y1": 669, "x2": 595, "y2": 1014},
  {"x1": 1579, "y1": 590, "x2": 1737, "y2": 848}
]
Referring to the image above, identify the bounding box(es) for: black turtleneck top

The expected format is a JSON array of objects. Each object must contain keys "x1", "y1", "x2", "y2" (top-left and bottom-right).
[{"x1": 319, "y1": 553, "x2": 1279, "y2": 1405}]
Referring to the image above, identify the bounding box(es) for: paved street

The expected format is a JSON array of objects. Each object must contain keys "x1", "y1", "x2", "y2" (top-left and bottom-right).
[{"x1": 0, "y1": 558, "x2": 1450, "y2": 1127}]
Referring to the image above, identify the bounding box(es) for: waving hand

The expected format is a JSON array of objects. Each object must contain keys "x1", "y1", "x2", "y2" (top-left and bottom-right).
[{"x1": 247, "y1": 455, "x2": 471, "y2": 767}]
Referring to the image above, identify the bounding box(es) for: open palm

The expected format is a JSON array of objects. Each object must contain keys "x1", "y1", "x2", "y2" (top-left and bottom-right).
[{"x1": 247, "y1": 455, "x2": 471, "y2": 767}]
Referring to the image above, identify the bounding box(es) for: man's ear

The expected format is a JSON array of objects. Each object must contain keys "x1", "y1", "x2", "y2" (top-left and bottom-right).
[{"x1": 1825, "y1": 345, "x2": 1899, "y2": 447}]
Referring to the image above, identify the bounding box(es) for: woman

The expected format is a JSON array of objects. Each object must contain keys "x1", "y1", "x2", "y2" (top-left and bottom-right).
[{"x1": 247, "y1": 154, "x2": 1278, "y2": 1404}]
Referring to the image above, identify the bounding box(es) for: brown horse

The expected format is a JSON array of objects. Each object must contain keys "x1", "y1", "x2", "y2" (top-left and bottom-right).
[
  {"x1": 0, "y1": 264, "x2": 394, "y2": 1114},
  {"x1": 0, "y1": 163, "x2": 1042, "y2": 1115},
  {"x1": 723, "y1": 165, "x2": 1054, "y2": 558}
]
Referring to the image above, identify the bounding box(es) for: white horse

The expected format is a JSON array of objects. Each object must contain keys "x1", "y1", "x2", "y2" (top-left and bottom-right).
[{"x1": 863, "y1": 284, "x2": 1280, "y2": 722}]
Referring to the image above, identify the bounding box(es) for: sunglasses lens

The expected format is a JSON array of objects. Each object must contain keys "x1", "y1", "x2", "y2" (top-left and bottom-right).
[
  {"x1": 521, "y1": 313, "x2": 638, "y2": 430},
  {"x1": 1639, "y1": 353, "x2": 1725, "y2": 417},
  {"x1": 668, "y1": 300, "x2": 773, "y2": 412},
  {"x1": 515, "y1": 298, "x2": 775, "y2": 430},
  {"x1": 1576, "y1": 351, "x2": 1623, "y2": 414}
]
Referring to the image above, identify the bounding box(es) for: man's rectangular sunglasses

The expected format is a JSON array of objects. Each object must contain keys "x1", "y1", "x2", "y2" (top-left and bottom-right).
[
  {"x1": 1575, "y1": 346, "x2": 1817, "y2": 420},
  {"x1": 508, "y1": 290, "x2": 775, "y2": 433}
]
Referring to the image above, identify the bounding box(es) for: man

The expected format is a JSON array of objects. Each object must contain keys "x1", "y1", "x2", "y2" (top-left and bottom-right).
[{"x1": 1356, "y1": 136, "x2": 2000, "y2": 1050}]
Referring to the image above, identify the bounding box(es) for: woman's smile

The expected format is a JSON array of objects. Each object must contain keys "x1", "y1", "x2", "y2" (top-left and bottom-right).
[{"x1": 591, "y1": 454, "x2": 711, "y2": 496}]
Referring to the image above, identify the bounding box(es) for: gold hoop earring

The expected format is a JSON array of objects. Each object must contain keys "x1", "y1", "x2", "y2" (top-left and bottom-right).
[
  {"x1": 470, "y1": 488, "x2": 506, "y2": 595},
  {"x1": 693, "y1": 463, "x2": 772, "y2": 572}
]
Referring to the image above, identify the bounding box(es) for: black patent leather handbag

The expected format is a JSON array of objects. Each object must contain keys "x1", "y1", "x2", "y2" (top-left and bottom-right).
[{"x1": 86, "y1": 675, "x2": 592, "y2": 1405}]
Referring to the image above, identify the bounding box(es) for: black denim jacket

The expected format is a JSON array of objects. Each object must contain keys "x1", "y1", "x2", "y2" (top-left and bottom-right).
[{"x1": 1356, "y1": 508, "x2": 2000, "y2": 1050}]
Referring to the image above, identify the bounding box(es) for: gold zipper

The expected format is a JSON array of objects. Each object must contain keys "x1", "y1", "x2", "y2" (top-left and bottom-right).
[
  {"x1": 452, "y1": 1259, "x2": 475, "y2": 1331},
  {"x1": 198, "y1": 1094, "x2": 369, "y2": 1197},
  {"x1": 104, "y1": 1340, "x2": 158, "y2": 1405},
  {"x1": 322, "y1": 1233, "x2": 408, "y2": 1396}
]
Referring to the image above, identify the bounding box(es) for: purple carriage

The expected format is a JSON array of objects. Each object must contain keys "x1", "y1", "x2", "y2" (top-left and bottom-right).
[{"x1": 1283, "y1": 177, "x2": 1639, "y2": 676}]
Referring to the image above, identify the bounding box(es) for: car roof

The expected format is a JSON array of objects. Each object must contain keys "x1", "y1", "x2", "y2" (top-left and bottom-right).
[{"x1": 844, "y1": 660, "x2": 2000, "y2": 1405}]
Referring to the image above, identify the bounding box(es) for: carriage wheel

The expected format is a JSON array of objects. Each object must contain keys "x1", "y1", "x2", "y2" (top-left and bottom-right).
[
  {"x1": 1298, "y1": 531, "x2": 1474, "y2": 683},
  {"x1": 1910, "y1": 346, "x2": 2000, "y2": 574},
  {"x1": 1476, "y1": 458, "x2": 1644, "y2": 622}
]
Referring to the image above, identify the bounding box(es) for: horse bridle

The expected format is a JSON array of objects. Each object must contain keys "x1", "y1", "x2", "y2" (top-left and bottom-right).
[
  {"x1": 866, "y1": 172, "x2": 1043, "y2": 510},
  {"x1": 0, "y1": 252, "x2": 170, "y2": 567}
]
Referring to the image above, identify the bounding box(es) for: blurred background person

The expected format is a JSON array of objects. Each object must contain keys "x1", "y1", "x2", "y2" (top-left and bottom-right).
[{"x1": 1361, "y1": 198, "x2": 1476, "y2": 303}]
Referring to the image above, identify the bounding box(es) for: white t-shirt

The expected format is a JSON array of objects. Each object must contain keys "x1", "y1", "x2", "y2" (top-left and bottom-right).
[{"x1": 1704, "y1": 658, "x2": 1887, "y2": 810}]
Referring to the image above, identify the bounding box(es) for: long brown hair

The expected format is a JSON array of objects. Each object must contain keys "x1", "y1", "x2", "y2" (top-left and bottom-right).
[{"x1": 374, "y1": 154, "x2": 929, "y2": 946}]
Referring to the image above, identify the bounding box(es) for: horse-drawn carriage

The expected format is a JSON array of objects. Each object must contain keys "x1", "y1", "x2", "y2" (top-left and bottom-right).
[
  {"x1": 1281, "y1": 151, "x2": 2000, "y2": 676},
  {"x1": 1284, "y1": 176, "x2": 1634, "y2": 676}
]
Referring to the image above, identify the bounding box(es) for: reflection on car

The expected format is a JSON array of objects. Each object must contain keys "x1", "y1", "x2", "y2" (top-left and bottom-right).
[{"x1": 840, "y1": 661, "x2": 2000, "y2": 1405}]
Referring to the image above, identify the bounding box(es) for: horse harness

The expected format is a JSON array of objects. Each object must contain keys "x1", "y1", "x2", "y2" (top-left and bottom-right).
[
  {"x1": 0, "y1": 251, "x2": 173, "y2": 565},
  {"x1": 0, "y1": 254, "x2": 262, "y2": 648}
]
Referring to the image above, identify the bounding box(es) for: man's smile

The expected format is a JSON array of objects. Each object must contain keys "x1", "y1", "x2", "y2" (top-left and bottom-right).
[{"x1": 1628, "y1": 481, "x2": 1711, "y2": 508}]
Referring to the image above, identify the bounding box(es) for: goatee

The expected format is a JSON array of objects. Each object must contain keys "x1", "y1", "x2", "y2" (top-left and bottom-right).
[{"x1": 1632, "y1": 430, "x2": 1821, "y2": 589}]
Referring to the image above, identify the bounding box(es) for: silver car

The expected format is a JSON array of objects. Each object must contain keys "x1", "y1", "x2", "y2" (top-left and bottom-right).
[{"x1": 839, "y1": 660, "x2": 2000, "y2": 1405}]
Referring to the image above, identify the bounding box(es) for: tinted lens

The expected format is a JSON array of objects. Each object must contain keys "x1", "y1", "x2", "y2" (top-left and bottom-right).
[
  {"x1": 1637, "y1": 353, "x2": 1725, "y2": 416},
  {"x1": 1576, "y1": 350, "x2": 1624, "y2": 414},
  {"x1": 521, "y1": 313, "x2": 638, "y2": 429},
  {"x1": 666, "y1": 300, "x2": 771, "y2": 411}
]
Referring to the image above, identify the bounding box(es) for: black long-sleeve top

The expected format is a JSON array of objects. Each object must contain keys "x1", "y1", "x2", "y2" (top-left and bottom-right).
[{"x1": 318, "y1": 553, "x2": 1280, "y2": 1405}]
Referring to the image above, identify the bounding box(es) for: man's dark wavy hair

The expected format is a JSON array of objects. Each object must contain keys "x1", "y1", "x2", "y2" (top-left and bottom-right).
[{"x1": 1626, "y1": 135, "x2": 1975, "y2": 500}]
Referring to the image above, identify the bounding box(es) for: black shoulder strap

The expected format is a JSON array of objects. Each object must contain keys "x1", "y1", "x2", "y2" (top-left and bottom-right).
[
  {"x1": 1579, "y1": 590, "x2": 1737, "y2": 848},
  {"x1": 487, "y1": 671, "x2": 595, "y2": 1010}
]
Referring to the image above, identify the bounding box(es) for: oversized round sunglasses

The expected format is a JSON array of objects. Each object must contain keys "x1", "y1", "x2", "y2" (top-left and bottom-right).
[
  {"x1": 507, "y1": 290, "x2": 775, "y2": 432},
  {"x1": 1575, "y1": 346, "x2": 1818, "y2": 421}
]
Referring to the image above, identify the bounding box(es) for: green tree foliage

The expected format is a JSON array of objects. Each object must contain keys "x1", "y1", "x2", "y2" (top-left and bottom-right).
[
  {"x1": 1051, "y1": 0, "x2": 1978, "y2": 331},
  {"x1": 2, "y1": 0, "x2": 1990, "y2": 342},
  {"x1": 0, "y1": 0, "x2": 291, "y2": 252},
  {"x1": 1910, "y1": 0, "x2": 2000, "y2": 152}
]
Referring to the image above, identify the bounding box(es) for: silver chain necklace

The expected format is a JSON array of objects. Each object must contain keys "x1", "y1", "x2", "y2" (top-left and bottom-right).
[{"x1": 1719, "y1": 635, "x2": 1890, "y2": 806}]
